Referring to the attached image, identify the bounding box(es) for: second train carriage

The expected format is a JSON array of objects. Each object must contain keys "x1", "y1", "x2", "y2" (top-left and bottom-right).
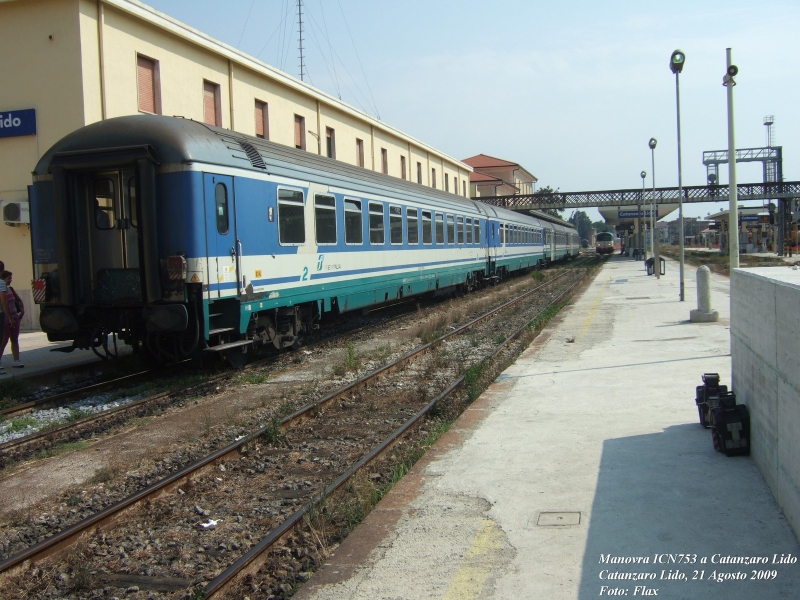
[{"x1": 29, "y1": 115, "x2": 577, "y2": 365}]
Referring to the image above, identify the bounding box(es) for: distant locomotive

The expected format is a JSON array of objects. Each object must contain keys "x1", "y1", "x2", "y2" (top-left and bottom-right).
[
  {"x1": 29, "y1": 115, "x2": 579, "y2": 366},
  {"x1": 595, "y1": 231, "x2": 620, "y2": 255}
]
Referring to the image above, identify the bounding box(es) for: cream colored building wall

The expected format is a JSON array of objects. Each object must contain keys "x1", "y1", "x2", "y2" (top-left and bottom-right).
[
  {"x1": 318, "y1": 104, "x2": 372, "y2": 165},
  {"x1": 373, "y1": 128, "x2": 408, "y2": 179},
  {"x1": 0, "y1": 0, "x2": 87, "y2": 330},
  {"x1": 409, "y1": 147, "x2": 429, "y2": 186}
]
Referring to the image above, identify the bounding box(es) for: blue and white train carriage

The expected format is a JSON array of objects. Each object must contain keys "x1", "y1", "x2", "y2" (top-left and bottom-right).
[{"x1": 29, "y1": 115, "x2": 578, "y2": 365}]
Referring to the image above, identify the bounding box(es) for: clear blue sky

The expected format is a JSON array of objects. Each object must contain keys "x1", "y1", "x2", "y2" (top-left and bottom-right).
[{"x1": 147, "y1": 0, "x2": 799, "y2": 222}]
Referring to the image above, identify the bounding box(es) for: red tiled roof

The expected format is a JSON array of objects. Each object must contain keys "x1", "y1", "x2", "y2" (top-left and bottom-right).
[
  {"x1": 470, "y1": 171, "x2": 502, "y2": 183},
  {"x1": 462, "y1": 154, "x2": 519, "y2": 169}
]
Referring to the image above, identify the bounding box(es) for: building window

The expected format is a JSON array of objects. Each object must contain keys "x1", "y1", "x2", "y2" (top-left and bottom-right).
[
  {"x1": 326, "y1": 127, "x2": 336, "y2": 158},
  {"x1": 356, "y1": 138, "x2": 365, "y2": 168},
  {"x1": 203, "y1": 80, "x2": 221, "y2": 126},
  {"x1": 417, "y1": 162, "x2": 422, "y2": 184},
  {"x1": 255, "y1": 100, "x2": 269, "y2": 139},
  {"x1": 401, "y1": 156, "x2": 407, "y2": 180},
  {"x1": 277, "y1": 188, "x2": 305, "y2": 244},
  {"x1": 369, "y1": 201, "x2": 384, "y2": 244},
  {"x1": 294, "y1": 115, "x2": 306, "y2": 150},
  {"x1": 445, "y1": 173, "x2": 449, "y2": 192},
  {"x1": 463, "y1": 180, "x2": 467, "y2": 197},
  {"x1": 431, "y1": 168, "x2": 437, "y2": 189},
  {"x1": 344, "y1": 198, "x2": 363, "y2": 244},
  {"x1": 407, "y1": 208, "x2": 418, "y2": 244},
  {"x1": 381, "y1": 148, "x2": 388, "y2": 174},
  {"x1": 137, "y1": 54, "x2": 161, "y2": 114}
]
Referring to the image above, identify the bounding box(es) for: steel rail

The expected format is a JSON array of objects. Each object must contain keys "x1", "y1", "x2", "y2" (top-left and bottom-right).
[
  {"x1": 204, "y1": 262, "x2": 597, "y2": 597},
  {"x1": 0, "y1": 267, "x2": 583, "y2": 578}
]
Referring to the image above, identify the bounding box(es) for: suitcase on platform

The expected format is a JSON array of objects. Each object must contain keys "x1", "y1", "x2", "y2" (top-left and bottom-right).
[
  {"x1": 710, "y1": 393, "x2": 750, "y2": 457},
  {"x1": 695, "y1": 373, "x2": 728, "y2": 429}
]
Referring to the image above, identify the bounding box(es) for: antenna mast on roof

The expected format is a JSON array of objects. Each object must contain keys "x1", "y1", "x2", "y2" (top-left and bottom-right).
[{"x1": 298, "y1": 0, "x2": 306, "y2": 82}]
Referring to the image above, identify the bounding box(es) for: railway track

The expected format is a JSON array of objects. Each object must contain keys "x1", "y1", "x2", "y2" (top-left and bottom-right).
[
  {"x1": 0, "y1": 259, "x2": 593, "y2": 467},
  {"x1": 0, "y1": 259, "x2": 602, "y2": 599}
]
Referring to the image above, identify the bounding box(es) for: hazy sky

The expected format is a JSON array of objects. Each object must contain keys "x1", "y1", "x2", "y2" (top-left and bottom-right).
[{"x1": 146, "y1": 0, "x2": 799, "y2": 222}]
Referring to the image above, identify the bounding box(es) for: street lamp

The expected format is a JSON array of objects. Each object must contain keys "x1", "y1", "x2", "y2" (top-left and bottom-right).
[
  {"x1": 671, "y1": 49, "x2": 686, "y2": 301},
  {"x1": 649, "y1": 138, "x2": 659, "y2": 278},
  {"x1": 640, "y1": 170, "x2": 647, "y2": 260},
  {"x1": 723, "y1": 49, "x2": 739, "y2": 269}
]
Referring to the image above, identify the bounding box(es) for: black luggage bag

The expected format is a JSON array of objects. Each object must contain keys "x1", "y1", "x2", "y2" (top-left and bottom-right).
[
  {"x1": 710, "y1": 392, "x2": 750, "y2": 457},
  {"x1": 695, "y1": 373, "x2": 727, "y2": 429}
]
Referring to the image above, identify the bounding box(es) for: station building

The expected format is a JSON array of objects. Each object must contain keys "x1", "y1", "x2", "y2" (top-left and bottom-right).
[
  {"x1": 0, "y1": 0, "x2": 472, "y2": 331},
  {"x1": 463, "y1": 154, "x2": 537, "y2": 198}
]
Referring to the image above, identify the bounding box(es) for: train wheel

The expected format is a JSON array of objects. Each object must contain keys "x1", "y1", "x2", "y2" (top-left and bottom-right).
[{"x1": 224, "y1": 345, "x2": 248, "y2": 369}]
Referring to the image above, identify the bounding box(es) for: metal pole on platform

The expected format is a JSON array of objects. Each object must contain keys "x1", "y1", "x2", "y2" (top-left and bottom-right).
[
  {"x1": 640, "y1": 171, "x2": 647, "y2": 260},
  {"x1": 723, "y1": 48, "x2": 740, "y2": 270},
  {"x1": 650, "y1": 138, "x2": 659, "y2": 279},
  {"x1": 670, "y1": 49, "x2": 686, "y2": 301}
]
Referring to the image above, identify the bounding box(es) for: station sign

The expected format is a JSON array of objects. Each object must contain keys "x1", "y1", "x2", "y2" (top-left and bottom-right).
[
  {"x1": 0, "y1": 109, "x2": 36, "y2": 138},
  {"x1": 618, "y1": 209, "x2": 658, "y2": 219},
  {"x1": 740, "y1": 215, "x2": 760, "y2": 222}
]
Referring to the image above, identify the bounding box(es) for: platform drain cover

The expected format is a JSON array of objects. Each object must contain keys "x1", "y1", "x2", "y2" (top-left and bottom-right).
[{"x1": 537, "y1": 512, "x2": 581, "y2": 526}]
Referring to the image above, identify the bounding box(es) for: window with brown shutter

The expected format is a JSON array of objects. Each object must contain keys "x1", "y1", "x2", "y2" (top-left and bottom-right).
[
  {"x1": 203, "y1": 80, "x2": 220, "y2": 126},
  {"x1": 381, "y1": 148, "x2": 388, "y2": 174},
  {"x1": 326, "y1": 127, "x2": 335, "y2": 158},
  {"x1": 255, "y1": 100, "x2": 268, "y2": 139},
  {"x1": 294, "y1": 115, "x2": 306, "y2": 150},
  {"x1": 401, "y1": 156, "x2": 406, "y2": 180},
  {"x1": 431, "y1": 168, "x2": 437, "y2": 189},
  {"x1": 137, "y1": 54, "x2": 160, "y2": 114},
  {"x1": 417, "y1": 162, "x2": 422, "y2": 184},
  {"x1": 356, "y1": 138, "x2": 364, "y2": 168},
  {"x1": 445, "y1": 173, "x2": 449, "y2": 192}
]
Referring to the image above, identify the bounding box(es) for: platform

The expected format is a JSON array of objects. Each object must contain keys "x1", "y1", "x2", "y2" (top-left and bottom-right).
[
  {"x1": 296, "y1": 255, "x2": 800, "y2": 599},
  {"x1": 0, "y1": 331, "x2": 131, "y2": 380}
]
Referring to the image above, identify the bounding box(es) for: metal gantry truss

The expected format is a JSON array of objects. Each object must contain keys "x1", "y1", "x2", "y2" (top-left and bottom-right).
[
  {"x1": 702, "y1": 146, "x2": 782, "y2": 186},
  {"x1": 473, "y1": 181, "x2": 800, "y2": 210}
]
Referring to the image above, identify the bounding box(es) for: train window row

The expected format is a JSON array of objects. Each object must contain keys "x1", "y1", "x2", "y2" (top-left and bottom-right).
[
  {"x1": 500, "y1": 224, "x2": 544, "y2": 245},
  {"x1": 276, "y1": 188, "x2": 485, "y2": 248}
]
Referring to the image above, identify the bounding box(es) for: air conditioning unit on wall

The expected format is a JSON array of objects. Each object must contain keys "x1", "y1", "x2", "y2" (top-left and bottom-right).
[{"x1": 1, "y1": 200, "x2": 30, "y2": 226}]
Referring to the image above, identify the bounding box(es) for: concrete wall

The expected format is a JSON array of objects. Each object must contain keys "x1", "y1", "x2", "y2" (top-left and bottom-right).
[{"x1": 731, "y1": 267, "x2": 800, "y2": 540}]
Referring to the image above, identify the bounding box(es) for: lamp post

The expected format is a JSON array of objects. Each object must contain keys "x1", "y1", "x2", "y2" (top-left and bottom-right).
[
  {"x1": 671, "y1": 49, "x2": 686, "y2": 301},
  {"x1": 640, "y1": 170, "x2": 647, "y2": 260},
  {"x1": 723, "y1": 49, "x2": 739, "y2": 269},
  {"x1": 649, "y1": 137, "x2": 659, "y2": 278}
]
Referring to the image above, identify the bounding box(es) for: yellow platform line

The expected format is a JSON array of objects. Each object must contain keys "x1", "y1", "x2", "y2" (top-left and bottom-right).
[
  {"x1": 442, "y1": 519, "x2": 505, "y2": 600},
  {"x1": 578, "y1": 279, "x2": 609, "y2": 338}
]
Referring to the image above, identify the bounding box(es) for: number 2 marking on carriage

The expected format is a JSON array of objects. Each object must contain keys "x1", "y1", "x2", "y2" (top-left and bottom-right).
[{"x1": 301, "y1": 266, "x2": 309, "y2": 281}]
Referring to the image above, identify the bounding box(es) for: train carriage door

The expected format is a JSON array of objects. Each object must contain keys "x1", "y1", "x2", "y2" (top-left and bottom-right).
[
  {"x1": 549, "y1": 229, "x2": 556, "y2": 260},
  {"x1": 204, "y1": 174, "x2": 238, "y2": 299}
]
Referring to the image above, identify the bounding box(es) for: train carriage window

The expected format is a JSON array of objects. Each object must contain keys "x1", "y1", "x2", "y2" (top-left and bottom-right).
[
  {"x1": 390, "y1": 205, "x2": 403, "y2": 244},
  {"x1": 277, "y1": 188, "x2": 305, "y2": 244},
  {"x1": 475, "y1": 220, "x2": 480, "y2": 244},
  {"x1": 94, "y1": 178, "x2": 116, "y2": 230},
  {"x1": 369, "y1": 202, "x2": 385, "y2": 245},
  {"x1": 500, "y1": 224, "x2": 505, "y2": 245},
  {"x1": 344, "y1": 198, "x2": 363, "y2": 244},
  {"x1": 214, "y1": 182, "x2": 229, "y2": 235},
  {"x1": 435, "y1": 214, "x2": 444, "y2": 244},
  {"x1": 446, "y1": 215, "x2": 455, "y2": 244},
  {"x1": 457, "y1": 216, "x2": 464, "y2": 244},
  {"x1": 422, "y1": 211, "x2": 432, "y2": 244},
  {"x1": 315, "y1": 194, "x2": 337, "y2": 245},
  {"x1": 407, "y1": 208, "x2": 419, "y2": 244},
  {"x1": 466, "y1": 218, "x2": 472, "y2": 244}
]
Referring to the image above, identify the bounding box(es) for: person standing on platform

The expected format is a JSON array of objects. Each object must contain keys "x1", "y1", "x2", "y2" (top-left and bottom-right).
[
  {"x1": 0, "y1": 261, "x2": 9, "y2": 376},
  {"x1": 0, "y1": 269, "x2": 23, "y2": 371}
]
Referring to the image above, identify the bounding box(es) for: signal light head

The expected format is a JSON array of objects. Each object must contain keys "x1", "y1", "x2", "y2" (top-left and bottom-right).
[{"x1": 670, "y1": 50, "x2": 686, "y2": 74}]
